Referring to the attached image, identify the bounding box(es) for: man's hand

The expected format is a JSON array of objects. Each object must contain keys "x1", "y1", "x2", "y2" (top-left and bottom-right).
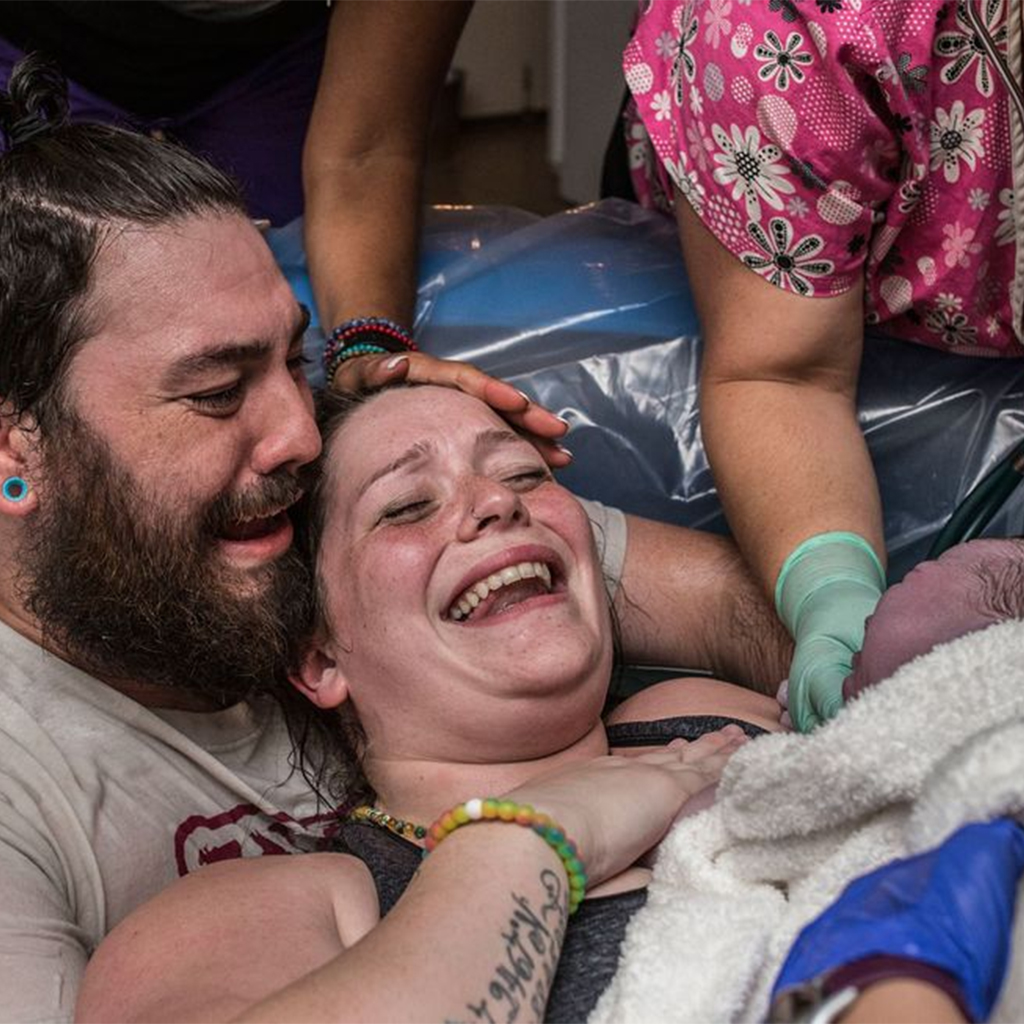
[{"x1": 331, "y1": 350, "x2": 573, "y2": 466}]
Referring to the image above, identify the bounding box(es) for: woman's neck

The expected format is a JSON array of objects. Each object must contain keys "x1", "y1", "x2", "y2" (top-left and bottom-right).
[{"x1": 363, "y1": 718, "x2": 611, "y2": 828}]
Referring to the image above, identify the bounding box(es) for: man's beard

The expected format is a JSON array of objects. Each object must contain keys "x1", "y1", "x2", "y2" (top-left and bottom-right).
[{"x1": 18, "y1": 418, "x2": 314, "y2": 705}]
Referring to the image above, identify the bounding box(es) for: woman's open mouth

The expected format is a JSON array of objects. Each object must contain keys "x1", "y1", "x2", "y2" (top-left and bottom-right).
[{"x1": 446, "y1": 559, "x2": 559, "y2": 623}]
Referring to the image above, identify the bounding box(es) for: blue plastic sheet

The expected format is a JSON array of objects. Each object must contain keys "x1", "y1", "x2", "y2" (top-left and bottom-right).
[{"x1": 269, "y1": 199, "x2": 1024, "y2": 583}]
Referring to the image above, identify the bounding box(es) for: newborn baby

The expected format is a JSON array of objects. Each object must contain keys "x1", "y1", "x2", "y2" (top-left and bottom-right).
[{"x1": 845, "y1": 538, "x2": 1024, "y2": 698}]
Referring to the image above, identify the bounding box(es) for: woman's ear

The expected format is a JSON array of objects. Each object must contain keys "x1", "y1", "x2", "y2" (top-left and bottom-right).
[{"x1": 290, "y1": 640, "x2": 350, "y2": 710}]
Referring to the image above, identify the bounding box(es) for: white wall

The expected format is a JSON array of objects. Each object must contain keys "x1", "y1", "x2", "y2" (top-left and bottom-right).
[
  {"x1": 452, "y1": 0, "x2": 635, "y2": 205},
  {"x1": 452, "y1": 0, "x2": 551, "y2": 118},
  {"x1": 549, "y1": 0, "x2": 635, "y2": 204}
]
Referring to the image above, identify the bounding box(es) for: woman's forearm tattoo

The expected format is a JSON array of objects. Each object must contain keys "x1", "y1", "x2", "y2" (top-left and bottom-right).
[{"x1": 456, "y1": 868, "x2": 568, "y2": 1023}]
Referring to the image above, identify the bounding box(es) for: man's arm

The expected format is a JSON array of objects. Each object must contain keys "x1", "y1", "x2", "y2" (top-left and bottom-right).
[
  {"x1": 302, "y1": 0, "x2": 472, "y2": 332},
  {"x1": 614, "y1": 514, "x2": 792, "y2": 693}
]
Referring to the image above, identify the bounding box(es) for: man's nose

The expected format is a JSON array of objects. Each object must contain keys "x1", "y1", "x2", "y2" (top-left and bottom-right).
[{"x1": 250, "y1": 377, "x2": 321, "y2": 476}]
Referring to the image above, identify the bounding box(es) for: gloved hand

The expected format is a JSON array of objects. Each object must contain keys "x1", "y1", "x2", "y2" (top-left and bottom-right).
[
  {"x1": 771, "y1": 818, "x2": 1024, "y2": 1023},
  {"x1": 775, "y1": 532, "x2": 886, "y2": 732}
]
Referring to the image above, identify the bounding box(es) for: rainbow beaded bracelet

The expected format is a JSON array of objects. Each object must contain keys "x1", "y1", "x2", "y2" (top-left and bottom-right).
[{"x1": 423, "y1": 797, "x2": 588, "y2": 914}]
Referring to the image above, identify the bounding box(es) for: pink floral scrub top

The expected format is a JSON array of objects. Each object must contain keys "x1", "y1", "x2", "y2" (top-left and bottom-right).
[{"x1": 624, "y1": 0, "x2": 1024, "y2": 356}]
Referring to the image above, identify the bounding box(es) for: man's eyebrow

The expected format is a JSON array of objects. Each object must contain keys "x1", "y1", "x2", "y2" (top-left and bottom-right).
[
  {"x1": 160, "y1": 340, "x2": 275, "y2": 389},
  {"x1": 161, "y1": 305, "x2": 310, "y2": 389}
]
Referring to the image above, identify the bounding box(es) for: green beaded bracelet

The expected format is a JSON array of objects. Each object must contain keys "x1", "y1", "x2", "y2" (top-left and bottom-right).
[{"x1": 423, "y1": 797, "x2": 588, "y2": 914}]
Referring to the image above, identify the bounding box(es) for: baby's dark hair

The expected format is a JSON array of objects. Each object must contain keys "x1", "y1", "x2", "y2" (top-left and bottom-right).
[{"x1": 0, "y1": 53, "x2": 246, "y2": 431}]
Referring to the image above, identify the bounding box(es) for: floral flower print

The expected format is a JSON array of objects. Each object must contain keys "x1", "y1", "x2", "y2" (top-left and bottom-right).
[
  {"x1": 671, "y1": 2, "x2": 701, "y2": 103},
  {"x1": 754, "y1": 30, "x2": 813, "y2": 90},
  {"x1": 740, "y1": 217, "x2": 835, "y2": 295},
  {"x1": 624, "y1": 0, "x2": 1021, "y2": 357},
  {"x1": 787, "y1": 156, "x2": 828, "y2": 191},
  {"x1": 934, "y1": 0, "x2": 1008, "y2": 98},
  {"x1": 929, "y1": 101, "x2": 985, "y2": 183},
  {"x1": 654, "y1": 30, "x2": 678, "y2": 60},
  {"x1": 686, "y1": 121, "x2": 713, "y2": 171},
  {"x1": 651, "y1": 90, "x2": 673, "y2": 121},
  {"x1": 967, "y1": 187, "x2": 990, "y2": 210},
  {"x1": 768, "y1": 0, "x2": 802, "y2": 23},
  {"x1": 704, "y1": 0, "x2": 732, "y2": 49},
  {"x1": 924, "y1": 305, "x2": 978, "y2": 346},
  {"x1": 995, "y1": 188, "x2": 1014, "y2": 246},
  {"x1": 941, "y1": 221, "x2": 983, "y2": 268},
  {"x1": 897, "y1": 180, "x2": 923, "y2": 214},
  {"x1": 786, "y1": 196, "x2": 809, "y2": 218},
  {"x1": 880, "y1": 52, "x2": 929, "y2": 95},
  {"x1": 711, "y1": 123, "x2": 794, "y2": 219}
]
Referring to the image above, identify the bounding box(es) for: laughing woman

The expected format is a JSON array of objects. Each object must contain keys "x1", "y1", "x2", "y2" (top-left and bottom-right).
[{"x1": 75, "y1": 385, "x2": 783, "y2": 1023}]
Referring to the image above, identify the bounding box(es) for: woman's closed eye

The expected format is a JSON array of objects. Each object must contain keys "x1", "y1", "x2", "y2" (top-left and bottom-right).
[
  {"x1": 377, "y1": 497, "x2": 436, "y2": 525},
  {"x1": 503, "y1": 468, "x2": 552, "y2": 491}
]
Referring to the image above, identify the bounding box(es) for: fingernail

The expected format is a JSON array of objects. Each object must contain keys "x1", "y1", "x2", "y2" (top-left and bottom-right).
[
  {"x1": 386, "y1": 355, "x2": 409, "y2": 370},
  {"x1": 556, "y1": 445, "x2": 573, "y2": 461},
  {"x1": 556, "y1": 415, "x2": 571, "y2": 427},
  {"x1": 515, "y1": 388, "x2": 532, "y2": 404}
]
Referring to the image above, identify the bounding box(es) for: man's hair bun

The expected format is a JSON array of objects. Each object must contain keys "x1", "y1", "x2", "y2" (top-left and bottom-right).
[{"x1": 0, "y1": 53, "x2": 70, "y2": 152}]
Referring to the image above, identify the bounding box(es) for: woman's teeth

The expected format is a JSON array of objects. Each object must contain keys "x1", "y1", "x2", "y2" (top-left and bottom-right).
[{"x1": 448, "y1": 561, "x2": 553, "y2": 621}]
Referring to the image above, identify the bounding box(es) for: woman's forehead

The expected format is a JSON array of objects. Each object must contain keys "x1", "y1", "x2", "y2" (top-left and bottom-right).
[
  {"x1": 325, "y1": 388, "x2": 517, "y2": 502},
  {"x1": 332, "y1": 388, "x2": 509, "y2": 463}
]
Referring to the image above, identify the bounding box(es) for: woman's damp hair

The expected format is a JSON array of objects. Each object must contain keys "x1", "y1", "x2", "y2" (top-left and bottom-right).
[{"x1": 0, "y1": 52, "x2": 246, "y2": 432}]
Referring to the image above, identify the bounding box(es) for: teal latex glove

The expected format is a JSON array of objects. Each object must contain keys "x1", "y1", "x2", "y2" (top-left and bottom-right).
[{"x1": 775, "y1": 532, "x2": 886, "y2": 733}]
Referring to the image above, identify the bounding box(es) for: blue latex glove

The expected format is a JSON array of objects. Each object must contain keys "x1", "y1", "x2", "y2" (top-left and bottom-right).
[
  {"x1": 772, "y1": 818, "x2": 1024, "y2": 1022},
  {"x1": 775, "y1": 532, "x2": 886, "y2": 732}
]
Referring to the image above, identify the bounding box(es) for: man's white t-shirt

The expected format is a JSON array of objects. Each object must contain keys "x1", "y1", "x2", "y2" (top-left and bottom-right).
[{"x1": 0, "y1": 618, "x2": 336, "y2": 1023}]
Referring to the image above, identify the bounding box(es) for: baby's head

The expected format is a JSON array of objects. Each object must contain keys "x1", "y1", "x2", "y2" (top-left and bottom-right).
[{"x1": 846, "y1": 539, "x2": 1024, "y2": 697}]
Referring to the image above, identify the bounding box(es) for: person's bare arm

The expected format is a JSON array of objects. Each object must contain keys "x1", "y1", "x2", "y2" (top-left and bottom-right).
[
  {"x1": 76, "y1": 750, "x2": 719, "y2": 1023},
  {"x1": 840, "y1": 979, "x2": 965, "y2": 1024},
  {"x1": 676, "y1": 198, "x2": 884, "y2": 592},
  {"x1": 302, "y1": 0, "x2": 472, "y2": 331},
  {"x1": 614, "y1": 514, "x2": 792, "y2": 692}
]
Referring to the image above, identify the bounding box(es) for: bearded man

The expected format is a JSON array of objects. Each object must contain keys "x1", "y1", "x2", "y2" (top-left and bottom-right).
[{"x1": 0, "y1": 56, "x2": 790, "y2": 1023}]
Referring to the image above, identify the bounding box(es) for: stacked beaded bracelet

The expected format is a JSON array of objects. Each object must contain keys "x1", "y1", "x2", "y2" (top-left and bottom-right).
[
  {"x1": 423, "y1": 797, "x2": 588, "y2": 914},
  {"x1": 323, "y1": 316, "x2": 418, "y2": 390}
]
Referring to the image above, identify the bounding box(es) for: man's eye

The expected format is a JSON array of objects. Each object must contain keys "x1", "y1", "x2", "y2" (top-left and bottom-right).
[
  {"x1": 189, "y1": 384, "x2": 243, "y2": 413},
  {"x1": 379, "y1": 499, "x2": 434, "y2": 524},
  {"x1": 287, "y1": 353, "x2": 312, "y2": 375}
]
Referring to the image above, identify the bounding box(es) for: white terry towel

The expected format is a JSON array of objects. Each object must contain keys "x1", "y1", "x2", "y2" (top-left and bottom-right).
[{"x1": 590, "y1": 618, "x2": 1024, "y2": 1024}]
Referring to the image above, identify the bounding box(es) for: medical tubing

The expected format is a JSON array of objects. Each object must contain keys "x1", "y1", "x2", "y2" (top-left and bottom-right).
[{"x1": 927, "y1": 438, "x2": 1024, "y2": 559}]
